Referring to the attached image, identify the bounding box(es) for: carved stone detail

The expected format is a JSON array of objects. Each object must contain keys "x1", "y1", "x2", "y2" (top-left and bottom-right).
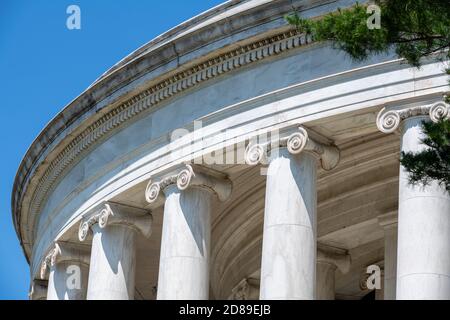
[
  {"x1": 429, "y1": 102, "x2": 450, "y2": 123},
  {"x1": 245, "y1": 144, "x2": 267, "y2": 166},
  {"x1": 229, "y1": 278, "x2": 260, "y2": 301},
  {"x1": 145, "y1": 165, "x2": 232, "y2": 207},
  {"x1": 376, "y1": 101, "x2": 450, "y2": 133},
  {"x1": 317, "y1": 245, "x2": 351, "y2": 274},
  {"x1": 40, "y1": 242, "x2": 90, "y2": 280},
  {"x1": 40, "y1": 247, "x2": 58, "y2": 280},
  {"x1": 78, "y1": 202, "x2": 152, "y2": 242},
  {"x1": 245, "y1": 126, "x2": 340, "y2": 170},
  {"x1": 21, "y1": 30, "x2": 310, "y2": 232},
  {"x1": 78, "y1": 215, "x2": 99, "y2": 243},
  {"x1": 145, "y1": 175, "x2": 177, "y2": 208}
]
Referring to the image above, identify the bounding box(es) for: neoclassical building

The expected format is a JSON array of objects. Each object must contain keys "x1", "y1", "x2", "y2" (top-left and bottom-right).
[{"x1": 14, "y1": 0, "x2": 450, "y2": 301}]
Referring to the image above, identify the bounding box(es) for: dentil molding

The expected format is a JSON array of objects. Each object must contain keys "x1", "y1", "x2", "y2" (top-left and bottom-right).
[{"x1": 21, "y1": 30, "x2": 309, "y2": 239}]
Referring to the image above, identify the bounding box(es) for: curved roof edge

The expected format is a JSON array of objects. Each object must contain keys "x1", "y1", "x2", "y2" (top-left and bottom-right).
[{"x1": 12, "y1": 0, "x2": 346, "y2": 261}]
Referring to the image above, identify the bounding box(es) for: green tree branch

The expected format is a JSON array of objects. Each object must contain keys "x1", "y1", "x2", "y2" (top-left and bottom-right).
[{"x1": 286, "y1": 0, "x2": 450, "y2": 193}]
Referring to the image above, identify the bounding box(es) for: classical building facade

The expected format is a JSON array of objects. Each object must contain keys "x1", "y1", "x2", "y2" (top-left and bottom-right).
[{"x1": 14, "y1": 0, "x2": 450, "y2": 300}]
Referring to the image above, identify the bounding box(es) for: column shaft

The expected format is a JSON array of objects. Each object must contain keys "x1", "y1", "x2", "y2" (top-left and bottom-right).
[
  {"x1": 46, "y1": 261, "x2": 88, "y2": 300},
  {"x1": 86, "y1": 224, "x2": 136, "y2": 300},
  {"x1": 316, "y1": 263, "x2": 336, "y2": 300},
  {"x1": 260, "y1": 149, "x2": 317, "y2": 300},
  {"x1": 396, "y1": 117, "x2": 450, "y2": 299},
  {"x1": 157, "y1": 186, "x2": 212, "y2": 300},
  {"x1": 384, "y1": 226, "x2": 397, "y2": 300}
]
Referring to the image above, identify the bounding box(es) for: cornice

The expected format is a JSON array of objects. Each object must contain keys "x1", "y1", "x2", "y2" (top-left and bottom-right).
[
  {"x1": 13, "y1": 0, "x2": 323, "y2": 238},
  {"x1": 15, "y1": 28, "x2": 313, "y2": 255}
]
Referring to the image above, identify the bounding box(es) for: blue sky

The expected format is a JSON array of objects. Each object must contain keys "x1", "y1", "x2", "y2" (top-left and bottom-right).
[{"x1": 0, "y1": 0, "x2": 225, "y2": 300}]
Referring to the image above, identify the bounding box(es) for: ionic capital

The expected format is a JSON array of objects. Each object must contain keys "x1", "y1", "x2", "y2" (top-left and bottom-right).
[
  {"x1": 317, "y1": 244, "x2": 351, "y2": 274},
  {"x1": 376, "y1": 101, "x2": 450, "y2": 134},
  {"x1": 40, "y1": 242, "x2": 90, "y2": 280},
  {"x1": 245, "y1": 126, "x2": 340, "y2": 170},
  {"x1": 78, "y1": 202, "x2": 152, "y2": 242},
  {"x1": 145, "y1": 164, "x2": 232, "y2": 207}
]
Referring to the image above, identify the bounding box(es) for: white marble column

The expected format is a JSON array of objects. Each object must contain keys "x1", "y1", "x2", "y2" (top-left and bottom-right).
[
  {"x1": 316, "y1": 246, "x2": 351, "y2": 300},
  {"x1": 378, "y1": 212, "x2": 398, "y2": 300},
  {"x1": 146, "y1": 165, "x2": 232, "y2": 300},
  {"x1": 79, "y1": 202, "x2": 152, "y2": 300},
  {"x1": 377, "y1": 102, "x2": 450, "y2": 300},
  {"x1": 40, "y1": 242, "x2": 90, "y2": 300},
  {"x1": 246, "y1": 126, "x2": 339, "y2": 300}
]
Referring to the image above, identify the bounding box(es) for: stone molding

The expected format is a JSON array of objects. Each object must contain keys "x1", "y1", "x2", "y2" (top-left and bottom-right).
[
  {"x1": 229, "y1": 278, "x2": 260, "y2": 301},
  {"x1": 317, "y1": 244, "x2": 351, "y2": 274},
  {"x1": 29, "y1": 280, "x2": 48, "y2": 300},
  {"x1": 376, "y1": 101, "x2": 450, "y2": 134},
  {"x1": 245, "y1": 126, "x2": 340, "y2": 170},
  {"x1": 78, "y1": 202, "x2": 152, "y2": 242},
  {"x1": 145, "y1": 164, "x2": 232, "y2": 207},
  {"x1": 40, "y1": 242, "x2": 90, "y2": 280},
  {"x1": 377, "y1": 212, "x2": 398, "y2": 229},
  {"x1": 18, "y1": 30, "x2": 309, "y2": 241}
]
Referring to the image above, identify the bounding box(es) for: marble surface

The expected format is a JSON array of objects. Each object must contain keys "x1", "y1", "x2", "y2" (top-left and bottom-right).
[
  {"x1": 378, "y1": 213, "x2": 397, "y2": 300},
  {"x1": 47, "y1": 261, "x2": 88, "y2": 300},
  {"x1": 28, "y1": 57, "x2": 447, "y2": 281},
  {"x1": 12, "y1": 0, "x2": 450, "y2": 301},
  {"x1": 396, "y1": 117, "x2": 450, "y2": 300},
  {"x1": 316, "y1": 246, "x2": 351, "y2": 300},
  {"x1": 16, "y1": 0, "x2": 370, "y2": 262},
  {"x1": 260, "y1": 148, "x2": 317, "y2": 300},
  {"x1": 157, "y1": 186, "x2": 212, "y2": 300},
  {"x1": 316, "y1": 262, "x2": 337, "y2": 300},
  {"x1": 86, "y1": 224, "x2": 137, "y2": 300}
]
